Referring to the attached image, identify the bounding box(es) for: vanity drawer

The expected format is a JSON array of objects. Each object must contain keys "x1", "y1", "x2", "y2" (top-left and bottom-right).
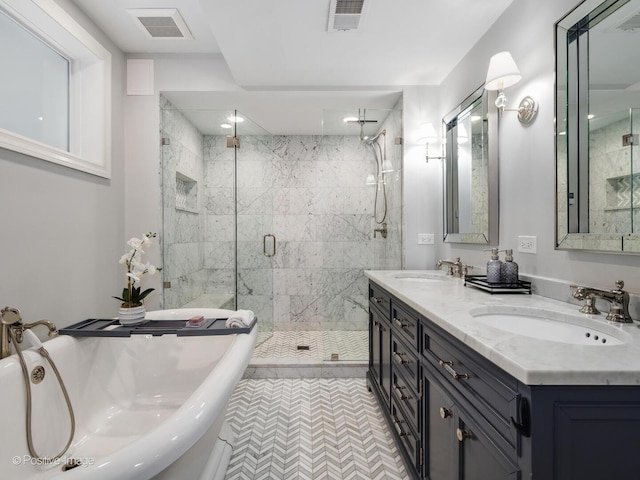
[
  {"x1": 422, "y1": 322, "x2": 520, "y2": 450},
  {"x1": 392, "y1": 335, "x2": 420, "y2": 389},
  {"x1": 369, "y1": 282, "x2": 391, "y2": 317},
  {"x1": 392, "y1": 370, "x2": 420, "y2": 434},
  {"x1": 391, "y1": 398, "x2": 422, "y2": 476},
  {"x1": 391, "y1": 300, "x2": 419, "y2": 349}
]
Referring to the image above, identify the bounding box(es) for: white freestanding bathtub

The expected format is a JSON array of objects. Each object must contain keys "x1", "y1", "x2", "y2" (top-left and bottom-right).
[{"x1": 0, "y1": 308, "x2": 256, "y2": 480}]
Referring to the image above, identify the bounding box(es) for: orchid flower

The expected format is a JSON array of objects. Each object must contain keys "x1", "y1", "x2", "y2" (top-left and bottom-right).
[{"x1": 114, "y1": 232, "x2": 162, "y2": 308}]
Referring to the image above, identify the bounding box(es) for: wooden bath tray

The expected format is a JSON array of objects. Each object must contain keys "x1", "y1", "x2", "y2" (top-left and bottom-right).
[{"x1": 59, "y1": 317, "x2": 257, "y2": 338}]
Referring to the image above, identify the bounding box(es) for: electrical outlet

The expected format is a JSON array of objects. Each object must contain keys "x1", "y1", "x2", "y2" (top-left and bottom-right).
[
  {"x1": 518, "y1": 235, "x2": 537, "y2": 254},
  {"x1": 418, "y1": 233, "x2": 435, "y2": 245}
]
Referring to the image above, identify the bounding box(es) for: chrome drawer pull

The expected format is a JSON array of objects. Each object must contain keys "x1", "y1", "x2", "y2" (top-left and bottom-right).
[
  {"x1": 393, "y1": 417, "x2": 407, "y2": 437},
  {"x1": 393, "y1": 317, "x2": 410, "y2": 329},
  {"x1": 393, "y1": 352, "x2": 413, "y2": 365},
  {"x1": 393, "y1": 384, "x2": 411, "y2": 401},
  {"x1": 456, "y1": 428, "x2": 473, "y2": 442},
  {"x1": 439, "y1": 360, "x2": 470, "y2": 380},
  {"x1": 370, "y1": 296, "x2": 383, "y2": 304},
  {"x1": 439, "y1": 407, "x2": 452, "y2": 419}
]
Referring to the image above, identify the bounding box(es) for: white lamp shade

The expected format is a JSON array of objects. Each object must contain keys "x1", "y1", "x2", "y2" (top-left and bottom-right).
[{"x1": 485, "y1": 51, "x2": 521, "y2": 91}]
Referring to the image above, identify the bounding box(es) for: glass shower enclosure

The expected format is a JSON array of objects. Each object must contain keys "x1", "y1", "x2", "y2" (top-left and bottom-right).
[
  {"x1": 160, "y1": 102, "x2": 274, "y2": 344},
  {"x1": 160, "y1": 99, "x2": 403, "y2": 361}
]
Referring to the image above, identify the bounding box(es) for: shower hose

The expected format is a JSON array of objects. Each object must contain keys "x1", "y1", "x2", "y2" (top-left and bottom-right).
[{"x1": 8, "y1": 327, "x2": 75, "y2": 463}]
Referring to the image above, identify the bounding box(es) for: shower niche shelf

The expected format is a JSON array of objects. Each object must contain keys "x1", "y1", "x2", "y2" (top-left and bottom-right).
[
  {"x1": 605, "y1": 173, "x2": 639, "y2": 211},
  {"x1": 175, "y1": 171, "x2": 198, "y2": 213}
]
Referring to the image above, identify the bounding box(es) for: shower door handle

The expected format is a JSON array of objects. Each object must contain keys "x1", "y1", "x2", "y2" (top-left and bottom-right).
[{"x1": 263, "y1": 234, "x2": 276, "y2": 257}]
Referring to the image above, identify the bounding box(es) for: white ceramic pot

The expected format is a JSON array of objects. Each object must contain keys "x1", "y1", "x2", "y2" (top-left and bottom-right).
[{"x1": 118, "y1": 305, "x2": 147, "y2": 325}]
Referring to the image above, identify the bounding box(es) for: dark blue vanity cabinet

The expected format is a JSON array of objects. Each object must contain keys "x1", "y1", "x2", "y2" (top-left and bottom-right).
[
  {"x1": 367, "y1": 281, "x2": 640, "y2": 480},
  {"x1": 369, "y1": 282, "x2": 392, "y2": 408},
  {"x1": 524, "y1": 386, "x2": 640, "y2": 480}
]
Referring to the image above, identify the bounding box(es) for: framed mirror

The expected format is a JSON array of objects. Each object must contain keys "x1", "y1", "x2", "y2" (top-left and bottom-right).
[
  {"x1": 556, "y1": 0, "x2": 640, "y2": 253},
  {"x1": 443, "y1": 86, "x2": 499, "y2": 244}
]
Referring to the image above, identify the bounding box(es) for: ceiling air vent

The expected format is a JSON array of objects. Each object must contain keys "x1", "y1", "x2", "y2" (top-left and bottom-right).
[
  {"x1": 328, "y1": 0, "x2": 366, "y2": 32},
  {"x1": 127, "y1": 8, "x2": 193, "y2": 39},
  {"x1": 616, "y1": 9, "x2": 640, "y2": 31}
]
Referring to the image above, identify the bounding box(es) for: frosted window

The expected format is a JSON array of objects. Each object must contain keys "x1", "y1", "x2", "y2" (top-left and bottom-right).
[{"x1": 0, "y1": 10, "x2": 69, "y2": 151}]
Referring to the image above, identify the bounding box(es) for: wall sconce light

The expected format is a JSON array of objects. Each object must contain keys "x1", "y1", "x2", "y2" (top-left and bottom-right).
[
  {"x1": 485, "y1": 51, "x2": 538, "y2": 124},
  {"x1": 417, "y1": 123, "x2": 445, "y2": 163}
]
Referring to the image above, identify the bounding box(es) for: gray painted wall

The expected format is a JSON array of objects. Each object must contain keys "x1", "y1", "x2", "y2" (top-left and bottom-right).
[
  {"x1": 436, "y1": 0, "x2": 640, "y2": 308},
  {"x1": 0, "y1": 0, "x2": 126, "y2": 328}
]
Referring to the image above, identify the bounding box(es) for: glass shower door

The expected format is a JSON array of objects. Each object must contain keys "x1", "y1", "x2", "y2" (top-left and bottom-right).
[
  {"x1": 234, "y1": 110, "x2": 275, "y2": 344},
  {"x1": 160, "y1": 104, "x2": 274, "y2": 346},
  {"x1": 160, "y1": 105, "x2": 237, "y2": 310}
]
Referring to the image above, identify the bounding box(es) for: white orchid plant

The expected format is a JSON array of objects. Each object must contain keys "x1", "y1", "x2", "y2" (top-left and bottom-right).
[{"x1": 113, "y1": 232, "x2": 162, "y2": 308}]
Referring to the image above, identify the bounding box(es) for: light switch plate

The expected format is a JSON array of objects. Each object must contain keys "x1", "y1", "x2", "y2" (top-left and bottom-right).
[{"x1": 418, "y1": 234, "x2": 435, "y2": 245}]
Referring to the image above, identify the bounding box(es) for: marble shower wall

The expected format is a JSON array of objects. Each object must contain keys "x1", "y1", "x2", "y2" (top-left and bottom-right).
[
  {"x1": 471, "y1": 127, "x2": 489, "y2": 236},
  {"x1": 589, "y1": 116, "x2": 640, "y2": 234},
  {"x1": 160, "y1": 97, "x2": 208, "y2": 309},
  {"x1": 204, "y1": 110, "x2": 403, "y2": 331},
  {"x1": 160, "y1": 103, "x2": 402, "y2": 329},
  {"x1": 557, "y1": 113, "x2": 640, "y2": 251}
]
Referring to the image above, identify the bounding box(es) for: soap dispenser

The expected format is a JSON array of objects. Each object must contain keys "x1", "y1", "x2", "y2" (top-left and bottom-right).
[
  {"x1": 501, "y1": 249, "x2": 519, "y2": 284},
  {"x1": 486, "y1": 248, "x2": 503, "y2": 284}
]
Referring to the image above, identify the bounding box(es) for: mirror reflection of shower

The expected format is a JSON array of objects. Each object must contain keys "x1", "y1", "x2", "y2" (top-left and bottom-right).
[{"x1": 344, "y1": 109, "x2": 394, "y2": 238}]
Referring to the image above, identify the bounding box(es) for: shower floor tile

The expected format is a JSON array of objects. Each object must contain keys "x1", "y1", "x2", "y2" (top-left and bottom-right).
[
  {"x1": 252, "y1": 330, "x2": 368, "y2": 361},
  {"x1": 224, "y1": 378, "x2": 409, "y2": 480}
]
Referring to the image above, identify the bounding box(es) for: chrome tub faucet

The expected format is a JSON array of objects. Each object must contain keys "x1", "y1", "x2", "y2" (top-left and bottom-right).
[
  {"x1": 1, "y1": 307, "x2": 58, "y2": 359},
  {"x1": 570, "y1": 281, "x2": 633, "y2": 323}
]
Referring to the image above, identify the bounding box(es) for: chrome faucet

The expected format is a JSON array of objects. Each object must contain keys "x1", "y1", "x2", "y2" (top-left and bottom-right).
[
  {"x1": 1, "y1": 307, "x2": 58, "y2": 359},
  {"x1": 570, "y1": 281, "x2": 633, "y2": 323},
  {"x1": 436, "y1": 257, "x2": 473, "y2": 278}
]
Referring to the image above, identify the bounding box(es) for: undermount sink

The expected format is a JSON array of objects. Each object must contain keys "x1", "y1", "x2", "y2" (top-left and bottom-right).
[
  {"x1": 393, "y1": 273, "x2": 447, "y2": 282},
  {"x1": 468, "y1": 306, "x2": 631, "y2": 346}
]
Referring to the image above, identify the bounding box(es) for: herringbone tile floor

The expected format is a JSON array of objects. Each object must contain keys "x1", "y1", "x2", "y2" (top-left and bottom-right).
[
  {"x1": 253, "y1": 331, "x2": 369, "y2": 361},
  {"x1": 224, "y1": 378, "x2": 409, "y2": 480}
]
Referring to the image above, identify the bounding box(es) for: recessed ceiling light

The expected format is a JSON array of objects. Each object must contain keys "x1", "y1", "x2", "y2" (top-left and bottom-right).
[
  {"x1": 227, "y1": 115, "x2": 244, "y2": 123},
  {"x1": 220, "y1": 123, "x2": 232, "y2": 129},
  {"x1": 471, "y1": 115, "x2": 482, "y2": 122},
  {"x1": 343, "y1": 116, "x2": 358, "y2": 123}
]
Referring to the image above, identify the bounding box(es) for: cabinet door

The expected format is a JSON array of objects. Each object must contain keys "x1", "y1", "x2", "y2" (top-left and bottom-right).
[
  {"x1": 380, "y1": 317, "x2": 391, "y2": 405},
  {"x1": 456, "y1": 412, "x2": 520, "y2": 480},
  {"x1": 427, "y1": 379, "x2": 456, "y2": 480},
  {"x1": 369, "y1": 308, "x2": 391, "y2": 406},
  {"x1": 369, "y1": 309, "x2": 381, "y2": 384},
  {"x1": 554, "y1": 402, "x2": 640, "y2": 480}
]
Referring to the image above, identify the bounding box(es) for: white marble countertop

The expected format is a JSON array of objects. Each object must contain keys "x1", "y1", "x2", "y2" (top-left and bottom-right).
[{"x1": 365, "y1": 270, "x2": 640, "y2": 386}]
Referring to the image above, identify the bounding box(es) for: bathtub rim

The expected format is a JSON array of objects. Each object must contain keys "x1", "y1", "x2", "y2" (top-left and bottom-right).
[
  {"x1": 62, "y1": 326, "x2": 256, "y2": 479},
  {"x1": 6, "y1": 308, "x2": 257, "y2": 480}
]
